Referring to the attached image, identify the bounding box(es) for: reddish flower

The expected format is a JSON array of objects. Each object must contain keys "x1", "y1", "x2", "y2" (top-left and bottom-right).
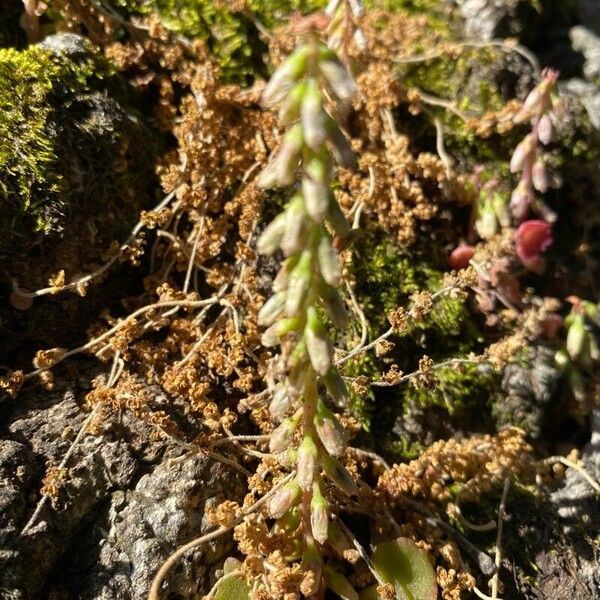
[
  {"x1": 516, "y1": 220, "x2": 553, "y2": 273},
  {"x1": 448, "y1": 245, "x2": 475, "y2": 270}
]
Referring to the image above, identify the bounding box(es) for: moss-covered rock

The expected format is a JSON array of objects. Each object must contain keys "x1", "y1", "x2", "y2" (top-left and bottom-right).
[{"x1": 0, "y1": 34, "x2": 157, "y2": 284}]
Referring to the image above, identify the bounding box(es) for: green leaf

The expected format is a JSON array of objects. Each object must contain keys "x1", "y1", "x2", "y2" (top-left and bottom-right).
[
  {"x1": 369, "y1": 538, "x2": 438, "y2": 600},
  {"x1": 214, "y1": 566, "x2": 250, "y2": 600}
]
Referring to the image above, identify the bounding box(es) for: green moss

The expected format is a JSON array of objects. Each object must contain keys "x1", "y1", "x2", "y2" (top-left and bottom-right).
[
  {"x1": 339, "y1": 232, "x2": 489, "y2": 438},
  {"x1": 0, "y1": 45, "x2": 100, "y2": 241},
  {"x1": 0, "y1": 40, "x2": 156, "y2": 271},
  {"x1": 404, "y1": 363, "x2": 498, "y2": 414},
  {"x1": 104, "y1": 0, "x2": 327, "y2": 83}
]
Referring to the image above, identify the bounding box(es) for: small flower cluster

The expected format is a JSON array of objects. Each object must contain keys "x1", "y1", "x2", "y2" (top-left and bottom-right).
[
  {"x1": 472, "y1": 169, "x2": 508, "y2": 241},
  {"x1": 256, "y1": 15, "x2": 359, "y2": 596},
  {"x1": 555, "y1": 297, "x2": 600, "y2": 401},
  {"x1": 509, "y1": 67, "x2": 559, "y2": 222}
]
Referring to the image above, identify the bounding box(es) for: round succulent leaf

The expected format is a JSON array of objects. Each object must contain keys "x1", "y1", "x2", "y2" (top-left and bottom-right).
[{"x1": 370, "y1": 538, "x2": 438, "y2": 600}]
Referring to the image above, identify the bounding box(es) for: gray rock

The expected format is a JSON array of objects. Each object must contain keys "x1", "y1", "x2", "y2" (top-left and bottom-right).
[
  {"x1": 0, "y1": 367, "x2": 242, "y2": 600},
  {"x1": 570, "y1": 26, "x2": 600, "y2": 80},
  {"x1": 563, "y1": 78, "x2": 600, "y2": 130},
  {"x1": 550, "y1": 409, "x2": 600, "y2": 530},
  {"x1": 40, "y1": 32, "x2": 90, "y2": 60},
  {"x1": 456, "y1": 0, "x2": 522, "y2": 41},
  {"x1": 497, "y1": 345, "x2": 560, "y2": 439}
]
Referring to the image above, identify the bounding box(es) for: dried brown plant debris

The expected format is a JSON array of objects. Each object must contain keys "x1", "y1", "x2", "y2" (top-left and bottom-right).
[{"x1": 377, "y1": 428, "x2": 534, "y2": 507}]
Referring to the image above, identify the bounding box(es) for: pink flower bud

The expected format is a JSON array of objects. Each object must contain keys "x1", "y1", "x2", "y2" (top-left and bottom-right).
[
  {"x1": 448, "y1": 245, "x2": 475, "y2": 270},
  {"x1": 510, "y1": 134, "x2": 535, "y2": 173},
  {"x1": 310, "y1": 482, "x2": 329, "y2": 544},
  {"x1": 537, "y1": 114, "x2": 554, "y2": 145},
  {"x1": 532, "y1": 158, "x2": 549, "y2": 193},
  {"x1": 268, "y1": 480, "x2": 302, "y2": 518},
  {"x1": 515, "y1": 220, "x2": 553, "y2": 272},
  {"x1": 297, "y1": 435, "x2": 320, "y2": 491},
  {"x1": 510, "y1": 180, "x2": 533, "y2": 221},
  {"x1": 270, "y1": 416, "x2": 300, "y2": 454}
]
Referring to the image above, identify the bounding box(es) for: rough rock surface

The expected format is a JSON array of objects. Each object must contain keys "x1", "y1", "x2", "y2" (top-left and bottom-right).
[{"x1": 0, "y1": 364, "x2": 242, "y2": 600}]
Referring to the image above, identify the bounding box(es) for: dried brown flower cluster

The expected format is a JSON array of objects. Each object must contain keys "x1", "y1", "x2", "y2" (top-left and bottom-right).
[{"x1": 377, "y1": 428, "x2": 534, "y2": 507}]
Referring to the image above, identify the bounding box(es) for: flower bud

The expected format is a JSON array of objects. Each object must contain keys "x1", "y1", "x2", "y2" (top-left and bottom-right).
[
  {"x1": 321, "y1": 453, "x2": 357, "y2": 495},
  {"x1": 305, "y1": 307, "x2": 332, "y2": 375},
  {"x1": 270, "y1": 385, "x2": 292, "y2": 422},
  {"x1": 323, "y1": 368, "x2": 349, "y2": 407},
  {"x1": 515, "y1": 86, "x2": 542, "y2": 123},
  {"x1": 310, "y1": 482, "x2": 329, "y2": 544},
  {"x1": 303, "y1": 155, "x2": 331, "y2": 221},
  {"x1": 554, "y1": 348, "x2": 570, "y2": 370},
  {"x1": 475, "y1": 199, "x2": 498, "y2": 239},
  {"x1": 301, "y1": 78, "x2": 327, "y2": 151},
  {"x1": 269, "y1": 480, "x2": 302, "y2": 518},
  {"x1": 492, "y1": 192, "x2": 510, "y2": 228},
  {"x1": 297, "y1": 435, "x2": 320, "y2": 490},
  {"x1": 273, "y1": 257, "x2": 298, "y2": 293},
  {"x1": 257, "y1": 213, "x2": 286, "y2": 255},
  {"x1": 324, "y1": 567, "x2": 359, "y2": 600},
  {"x1": 262, "y1": 46, "x2": 310, "y2": 108},
  {"x1": 510, "y1": 134, "x2": 535, "y2": 174},
  {"x1": 261, "y1": 316, "x2": 300, "y2": 347},
  {"x1": 281, "y1": 196, "x2": 308, "y2": 256},
  {"x1": 510, "y1": 180, "x2": 532, "y2": 221},
  {"x1": 314, "y1": 398, "x2": 345, "y2": 456},
  {"x1": 537, "y1": 113, "x2": 553, "y2": 146},
  {"x1": 279, "y1": 81, "x2": 307, "y2": 125},
  {"x1": 566, "y1": 314, "x2": 586, "y2": 361},
  {"x1": 258, "y1": 291, "x2": 286, "y2": 326},
  {"x1": 532, "y1": 158, "x2": 549, "y2": 193},
  {"x1": 270, "y1": 415, "x2": 300, "y2": 454},
  {"x1": 286, "y1": 251, "x2": 312, "y2": 316},
  {"x1": 319, "y1": 59, "x2": 357, "y2": 102},
  {"x1": 273, "y1": 124, "x2": 304, "y2": 187},
  {"x1": 568, "y1": 366, "x2": 585, "y2": 402},
  {"x1": 317, "y1": 235, "x2": 341, "y2": 286}
]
